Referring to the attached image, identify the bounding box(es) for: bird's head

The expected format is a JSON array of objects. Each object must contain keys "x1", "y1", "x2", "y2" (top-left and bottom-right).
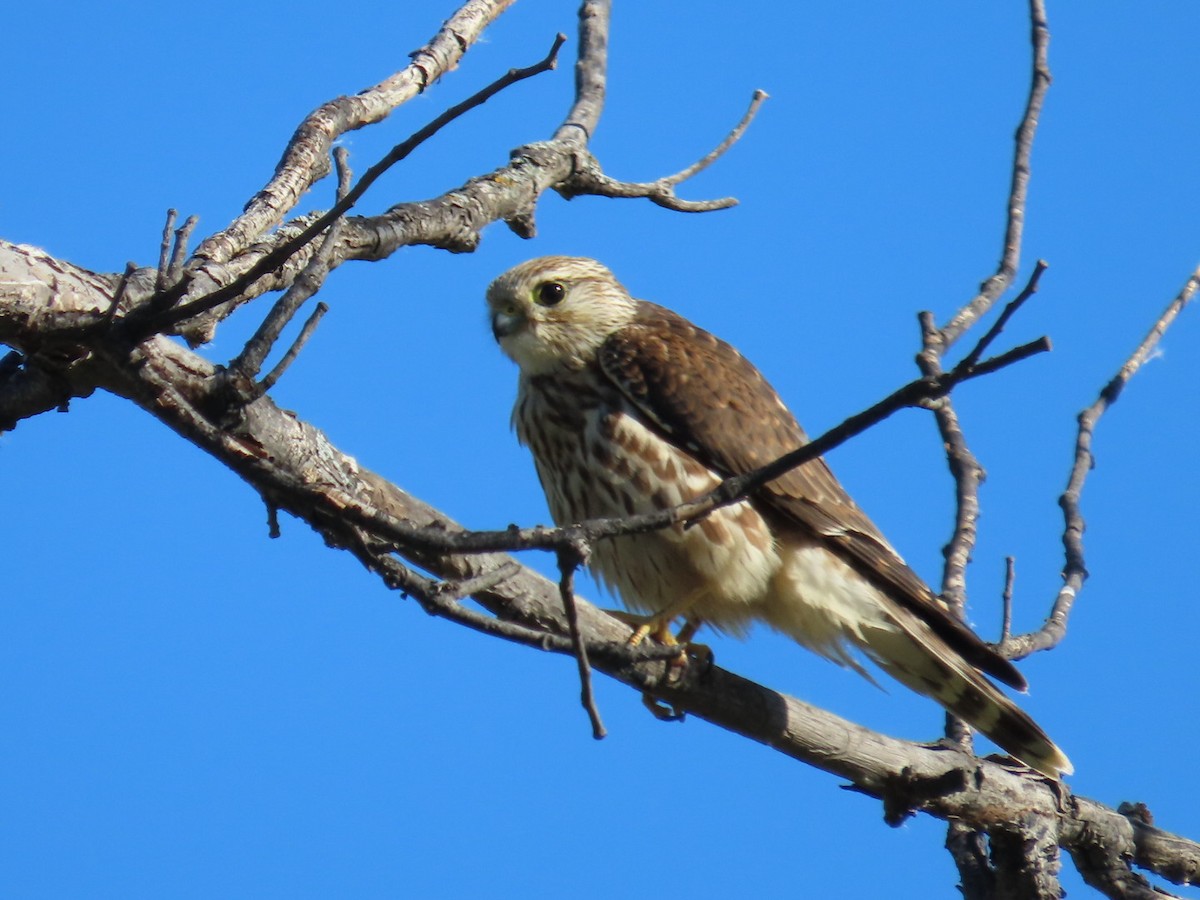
[{"x1": 486, "y1": 256, "x2": 639, "y2": 375}]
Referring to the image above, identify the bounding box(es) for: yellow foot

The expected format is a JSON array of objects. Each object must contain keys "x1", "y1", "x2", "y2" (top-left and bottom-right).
[
  {"x1": 603, "y1": 609, "x2": 710, "y2": 650},
  {"x1": 602, "y1": 609, "x2": 678, "y2": 646}
]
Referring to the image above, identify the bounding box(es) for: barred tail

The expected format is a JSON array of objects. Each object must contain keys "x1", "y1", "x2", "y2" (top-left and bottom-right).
[{"x1": 859, "y1": 612, "x2": 1072, "y2": 778}]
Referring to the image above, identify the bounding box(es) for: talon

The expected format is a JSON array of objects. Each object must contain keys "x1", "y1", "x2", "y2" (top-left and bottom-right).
[
  {"x1": 685, "y1": 642, "x2": 714, "y2": 673},
  {"x1": 642, "y1": 692, "x2": 686, "y2": 721},
  {"x1": 665, "y1": 649, "x2": 689, "y2": 686}
]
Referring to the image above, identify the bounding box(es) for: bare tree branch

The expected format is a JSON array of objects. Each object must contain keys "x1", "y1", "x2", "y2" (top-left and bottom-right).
[
  {"x1": 937, "y1": 0, "x2": 1051, "y2": 349},
  {"x1": 553, "y1": 0, "x2": 609, "y2": 144},
  {"x1": 190, "y1": 0, "x2": 519, "y2": 270},
  {"x1": 2, "y1": 2, "x2": 1198, "y2": 894},
  {"x1": 558, "y1": 89, "x2": 768, "y2": 212},
  {"x1": 1001, "y1": 265, "x2": 1200, "y2": 661},
  {"x1": 1, "y1": 237, "x2": 1197, "y2": 892},
  {"x1": 146, "y1": 33, "x2": 567, "y2": 334},
  {"x1": 913, "y1": 1, "x2": 1052, "y2": 886},
  {"x1": 555, "y1": 542, "x2": 606, "y2": 739}
]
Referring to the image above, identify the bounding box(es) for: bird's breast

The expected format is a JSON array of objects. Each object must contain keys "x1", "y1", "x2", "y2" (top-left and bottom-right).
[{"x1": 514, "y1": 375, "x2": 780, "y2": 632}]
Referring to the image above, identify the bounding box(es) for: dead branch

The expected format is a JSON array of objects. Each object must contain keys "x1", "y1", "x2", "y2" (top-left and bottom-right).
[
  {"x1": 557, "y1": 89, "x2": 768, "y2": 212},
  {"x1": 146, "y1": 33, "x2": 567, "y2": 334},
  {"x1": 1, "y1": 240, "x2": 1197, "y2": 892},
  {"x1": 906, "y1": 0, "x2": 1053, "y2": 886},
  {"x1": 2, "y1": 2, "x2": 1197, "y2": 896},
  {"x1": 1000, "y1": 265, "x2": 1200, "y2": 661},
  {"x1": 936, "y1": 0, "x2": 1051, "y2": 349},
  {"x1": 190, "y1": 0, "x2": 519, "y2": 270}
]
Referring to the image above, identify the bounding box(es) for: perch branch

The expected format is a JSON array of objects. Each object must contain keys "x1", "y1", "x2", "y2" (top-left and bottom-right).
[{"x1": 3, "y1": 241, "x2": 1199, "y2": 887}]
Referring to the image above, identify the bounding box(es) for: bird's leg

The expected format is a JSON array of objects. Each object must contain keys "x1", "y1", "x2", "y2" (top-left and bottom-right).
[
  {"x1": 603, "y1": 609, "x2": 682, "y2": 646},
  {"x1": 612, "y1": 602, "x2": 710, "y2": 723},
  {"x1": 619, "y1": 593, "x2": 704, "y2": 648},
  {"x1": 603, "y1": 610, "x2": 711, "y2": 670}
]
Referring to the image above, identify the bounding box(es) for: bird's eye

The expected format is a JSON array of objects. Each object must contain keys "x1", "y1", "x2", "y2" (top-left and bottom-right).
[{"x1": 535, "y1": 281, "x2": 566, "y2": 307}]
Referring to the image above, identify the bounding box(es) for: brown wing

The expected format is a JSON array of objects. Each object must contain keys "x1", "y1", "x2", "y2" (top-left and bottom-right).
[{"x1": 600, "y1": 301, "x2": 1026, "y2": 691}]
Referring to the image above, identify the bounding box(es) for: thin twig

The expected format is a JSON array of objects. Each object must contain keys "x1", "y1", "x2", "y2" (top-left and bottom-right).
[
  {"x1": 1001, "y1": 265, "x2": 1200, "y2": 660},
  {"x1": 917, "y1": 307, "x2": 984, "y2": 616},
  {"x1": 374, "y1": 552, "x2": 575, "y2": 648},
  {"x1": 431, "y1": 561, "x2": 523, "y2": 602},
  {"x1": 155, "y1": 209, "x2": 177, "y2": 293},
  {"x1": 169, "y1": 215, "x2": 199, "y2": 281},
  {"x1": 266, "y1": 502, "x2": 281, "y2": 539},
  {"x1": 557, "y1": 543, "x2": 606, "y2": 739},
  {"x1": 559, "y1": 89, "x2": 768, "y2": 212},
  {"x1": 699, "y1": 337, "x2": 1049, "y2": 521},
  {"x1": 959, "y1": 260, "x2": 1048, "y2": 371},
  {"x1": 228, "y1": 150, "x2": 353, "y2": 389},
  {"x1": 102, "y1": 262, "x2": 138, "y2": 327},
  {"x1": 664, "y1": 89, "x2": 769, "y2": 187},
  {"x1": 927, "y1": 385, "x2": 982, "y2": 616},
  {"x1": 938, "y1": 0, "x2": 1051, "y2": 348},
  {"x1": 149, "y1": 34, "x2": 566, "y2": 332},
  {"x1": 327, "y1": 335, "x2": 1049, "y2": 561},
  {"x1": 1001, "y1": 556, "x2": 1016, "y2": 643},
  {"x1": 361, "y1": 547, "x2": 676, "y2": 667},
  {"x1": 258, "y1": 302, "x2": 328, "y2": 393}
]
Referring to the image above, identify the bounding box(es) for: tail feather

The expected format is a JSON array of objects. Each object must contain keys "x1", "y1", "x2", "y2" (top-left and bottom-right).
[{"x1": 859, "y1": 611, "x2": 1072, "y2": 778}]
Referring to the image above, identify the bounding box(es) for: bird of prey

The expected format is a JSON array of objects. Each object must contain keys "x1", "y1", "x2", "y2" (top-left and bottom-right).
[{"x1": 487, "y1": 255, "x2": 1071, "y2": 778}]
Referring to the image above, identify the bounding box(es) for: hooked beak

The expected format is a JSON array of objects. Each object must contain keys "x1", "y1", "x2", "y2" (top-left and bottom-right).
[{"x1": 491, "y1": 307, "x2": 525, "y2": 341}]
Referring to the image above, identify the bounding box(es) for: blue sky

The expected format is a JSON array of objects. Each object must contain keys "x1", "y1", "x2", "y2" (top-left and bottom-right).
[{"x1": 2, "y1": 2, "x2": 1198, "y2": 897}]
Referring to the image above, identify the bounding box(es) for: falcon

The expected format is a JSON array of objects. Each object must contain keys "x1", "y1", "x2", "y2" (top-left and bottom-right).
[{"x1": 487, "y1": 255, "x2": 1071, "y2": 778}]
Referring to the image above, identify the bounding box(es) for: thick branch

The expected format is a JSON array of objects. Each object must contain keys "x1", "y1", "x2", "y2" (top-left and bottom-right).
[
  {"x1": 150, "y1": 34, "x2": 566, "y2": 334},
  {"x1": 1, "y1": 245, "x2": 1198, "y2": 891},
  {"x1": 553, "y1": 0, "x2": 609, "y2": 144},
  {"x1": 189, "y1": 0, "x2": 518, "y2": 270}
]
